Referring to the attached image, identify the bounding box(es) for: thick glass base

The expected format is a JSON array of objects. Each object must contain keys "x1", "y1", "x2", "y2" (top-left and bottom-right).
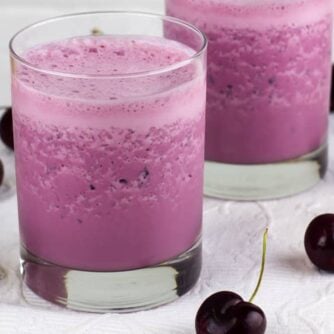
[
  {"x1": 204, "y1": 144, "x2": 327, "y2": 201},
  {"x1": 20, "y1": 240, "x2": 201, "y2": 313}
]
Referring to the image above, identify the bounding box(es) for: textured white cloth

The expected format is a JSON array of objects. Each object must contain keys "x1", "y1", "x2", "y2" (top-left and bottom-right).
[{"x1": 1, "y1": 1, "x2": 334, "y2": 333}]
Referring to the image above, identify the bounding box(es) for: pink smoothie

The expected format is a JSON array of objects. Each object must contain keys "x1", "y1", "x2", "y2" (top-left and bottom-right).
[
  {"x1": 166, "y1": 0, "x2": 332, "y2": 164},
  {"x1": 12, "y1": 36, "x2": 206, "y2": 271}
]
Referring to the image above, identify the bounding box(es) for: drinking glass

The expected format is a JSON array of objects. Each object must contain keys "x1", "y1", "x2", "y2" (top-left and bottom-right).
[
  {"x1": 10, "y1": 11, "x2": 207, "y2": 312},
  {"x1": 167, "y1": 0, "x2": 332, "y2": 200}
]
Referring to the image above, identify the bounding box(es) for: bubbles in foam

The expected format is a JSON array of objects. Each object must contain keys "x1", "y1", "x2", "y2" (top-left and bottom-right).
[
  {"x1": 13, "y1": 35, "x2": 205, "y2": 131},
  {"x1": 18, "y1": 35, "x2": 198, "y2": 102},
  {"x1": 167, "y1": 0, "x2": 331, "y2": 29},
  {"x1": 24, "y1": 36, "x2": 194, "y2": 76}
]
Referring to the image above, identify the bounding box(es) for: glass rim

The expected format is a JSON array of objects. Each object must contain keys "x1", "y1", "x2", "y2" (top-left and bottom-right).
[{"x1": 9, "y1": 10, "x2": 207, "y2": 79}]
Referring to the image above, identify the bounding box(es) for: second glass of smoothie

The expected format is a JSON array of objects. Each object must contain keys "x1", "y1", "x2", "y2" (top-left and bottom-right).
[
  {"x1": 167, "y1": 0, "x2": 332, "y2": 200},
  {"x1": 10, "y1": 12, "x2": 207, "y2": 312}
]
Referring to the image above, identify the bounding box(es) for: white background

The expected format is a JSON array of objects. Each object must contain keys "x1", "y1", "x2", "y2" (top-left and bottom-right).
[{"x1": 1, "y1": 1, "x2": 334, "y2": 333}]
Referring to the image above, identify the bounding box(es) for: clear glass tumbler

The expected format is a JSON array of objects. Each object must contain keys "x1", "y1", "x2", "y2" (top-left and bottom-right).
[
  {"x1": 10, "y1": 11, "x2": 207, "y2": 312},
  {"x1": 166, "y1": 0, "x2": 332, "y2": 200}
]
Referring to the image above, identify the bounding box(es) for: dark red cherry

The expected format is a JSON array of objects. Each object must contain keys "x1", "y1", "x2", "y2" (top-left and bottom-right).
[
  {"x1": 195, "y1": 291, "x2": 266, "y2": 334},
  {"x1": 305, "y1": 214, "x2": 334, "y2": 271},
  {"x1": 196, "y1": 229, "x2": 268, "y2": 334},
  {"x1": 0, "y1": 107, "x2": 14, "y2": 150},
  {"x1": 196, "y1": 291, "x2": 242, "y2": 333}
]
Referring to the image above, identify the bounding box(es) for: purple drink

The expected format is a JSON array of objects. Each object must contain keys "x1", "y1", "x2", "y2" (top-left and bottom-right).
[
  {"x1": 10, "y1": 12, "x2": 207, "y2": 311},
  {"x1": 167, "y1": 0, "x2": 332, "y2": 199},
  {"x1": 13, "y1": 36, "x2": 205, "y2": 271}
]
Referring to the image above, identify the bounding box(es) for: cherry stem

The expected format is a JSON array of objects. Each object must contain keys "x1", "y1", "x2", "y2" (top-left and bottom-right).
[{"x1": 249, "y1": 228, "x2": 268, "y2": 304}]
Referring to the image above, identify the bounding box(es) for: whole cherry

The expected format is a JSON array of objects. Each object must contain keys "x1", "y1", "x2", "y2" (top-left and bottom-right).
[
  {"x1": 0, "y1": 107, "x2": 14, "y2": 150},
  {"x1": 305, "y1": 214, "x2": 334, "y2": 271},
  {"x1": 196, "y1": 229, "x2": 268, "y2": 334}
]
